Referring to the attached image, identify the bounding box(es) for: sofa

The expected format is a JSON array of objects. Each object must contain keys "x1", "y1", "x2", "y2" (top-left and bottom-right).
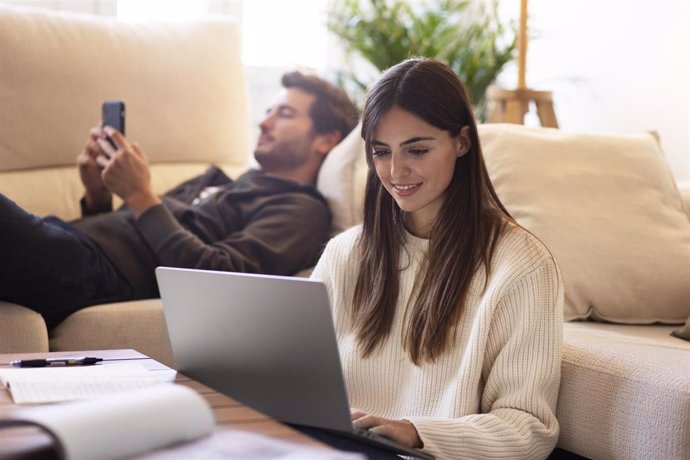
[{"x1": 1, "y1": 4, "x2": 689, "y2": 460}]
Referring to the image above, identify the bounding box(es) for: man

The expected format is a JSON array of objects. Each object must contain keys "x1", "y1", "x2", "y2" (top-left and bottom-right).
[{"x1": 0, "y1": 72, "x2": 357, "y2": 329}]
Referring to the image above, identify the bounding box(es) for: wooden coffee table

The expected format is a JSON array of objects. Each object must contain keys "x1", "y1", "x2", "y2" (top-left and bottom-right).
[{"x1": 0, "y1": 349, "x2": 326, "y2": 459}]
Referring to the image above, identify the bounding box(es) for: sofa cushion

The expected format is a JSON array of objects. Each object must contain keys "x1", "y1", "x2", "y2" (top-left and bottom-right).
[
  {"x1": 317, "y1": 121, "x2": 366, "y2": 234},
  {"x1": 558, "y1": 322, "x2": 690, "y2": 459},
  {"x1": 0, "y1": 4, "x2": 250, "y2": 220},
  {"x1": 49, "y1": 299, "x2": 174, "y2": 368},
  {"x1": 480, "y1": 124, "x2": 690, "y2": 324}
]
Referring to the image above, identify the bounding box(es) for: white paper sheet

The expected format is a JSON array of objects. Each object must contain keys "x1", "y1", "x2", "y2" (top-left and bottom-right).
[
  {"x1": 0, "y1": 362, "x2": 176, "y2": 404},
  {"x1": 139, "y1": 429, "x2": 365, "y2": 460}
]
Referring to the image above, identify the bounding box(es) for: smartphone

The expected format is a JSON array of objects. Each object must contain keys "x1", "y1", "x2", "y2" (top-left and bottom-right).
[{"x1": 101, "y1": 100, "x2": 125, "y2": 149}]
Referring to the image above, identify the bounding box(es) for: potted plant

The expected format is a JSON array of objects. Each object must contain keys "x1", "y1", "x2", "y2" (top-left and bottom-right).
[{"x1": 327, "y1": 0, "x2": 516, "y2": 120}]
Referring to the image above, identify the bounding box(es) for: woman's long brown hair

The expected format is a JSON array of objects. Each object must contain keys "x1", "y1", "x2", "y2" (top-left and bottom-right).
[{"x1": 353, "y1": 58, "x2": 515, "y2": 365}]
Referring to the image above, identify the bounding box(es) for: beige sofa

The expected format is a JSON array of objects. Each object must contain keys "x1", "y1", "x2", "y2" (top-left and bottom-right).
[
  {"x1": 0, "y1": 4, "x2": 252, "y2": 365},
  {"x1": 1, "y1": 5, "x2": 689, "y2": 460}
]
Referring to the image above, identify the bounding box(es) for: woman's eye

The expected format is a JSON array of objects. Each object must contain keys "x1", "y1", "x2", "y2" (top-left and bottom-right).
[
  {"x1": 372, "y1": 149, "x2": 390, "y2": 157},
  {"x1": 408, "y1": 148, "x2": 429, "y2": 156}
]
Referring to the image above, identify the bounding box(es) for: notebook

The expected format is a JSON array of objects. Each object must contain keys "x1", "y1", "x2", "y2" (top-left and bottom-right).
[{"x1": 156, "y1": 267, "x2": 434, "y2": 460}]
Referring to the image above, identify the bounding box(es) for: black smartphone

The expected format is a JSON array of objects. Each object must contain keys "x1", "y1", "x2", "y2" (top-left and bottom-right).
[{"x1": 101, "y1": 100, "x2": 125, "y2": 149}]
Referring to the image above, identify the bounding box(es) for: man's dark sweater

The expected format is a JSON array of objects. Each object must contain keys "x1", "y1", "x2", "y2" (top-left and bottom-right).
[{"x1": 71, "y1": 166, "x2": 331, "y2": 299}]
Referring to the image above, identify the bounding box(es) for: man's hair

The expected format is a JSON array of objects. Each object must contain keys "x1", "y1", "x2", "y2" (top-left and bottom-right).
[{"x1": 281, "y1": 71, "x2": 358, "y2": 140}]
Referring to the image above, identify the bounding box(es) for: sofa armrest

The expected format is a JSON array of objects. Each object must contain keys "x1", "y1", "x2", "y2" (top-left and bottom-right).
[
  {"x1": 0, "y1": 302, "x2": 49, "y2": 353},
  {"x1": 49, "y1": 299, "x2": 174, "y2": 367}
]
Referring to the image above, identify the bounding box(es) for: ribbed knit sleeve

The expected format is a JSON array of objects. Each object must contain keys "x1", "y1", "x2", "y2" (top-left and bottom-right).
[{"x1": 311, "y1": 226, "x2": 563, "y2": 460}]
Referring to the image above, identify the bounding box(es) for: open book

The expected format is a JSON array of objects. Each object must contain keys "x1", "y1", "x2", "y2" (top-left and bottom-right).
[
  {"x1": 0, "y1": 365, "x2": 363, "y2": 460},
  {"x1": 0, "y1": 384, "x2": 214, "y2": 460}
]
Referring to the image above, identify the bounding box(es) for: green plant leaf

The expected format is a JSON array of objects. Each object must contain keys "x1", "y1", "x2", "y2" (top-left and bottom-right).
[{"x1": 326, "y1": 0, "x2": 517, "y2": 121}]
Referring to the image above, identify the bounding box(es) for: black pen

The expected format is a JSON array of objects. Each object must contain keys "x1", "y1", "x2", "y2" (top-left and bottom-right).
[{"x1": 9, "y1": 357, "x2": 103, "y2": 368}]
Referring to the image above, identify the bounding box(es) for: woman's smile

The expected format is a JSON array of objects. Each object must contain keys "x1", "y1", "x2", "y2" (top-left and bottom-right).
[{"x1": 392, "y1": 182, "x2": 422, "y2": 196}]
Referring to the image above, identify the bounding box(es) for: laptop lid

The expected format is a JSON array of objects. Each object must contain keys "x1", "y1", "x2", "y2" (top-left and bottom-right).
[{"x1": 156, "y1": 267, "x2": 352, "y2": 432}]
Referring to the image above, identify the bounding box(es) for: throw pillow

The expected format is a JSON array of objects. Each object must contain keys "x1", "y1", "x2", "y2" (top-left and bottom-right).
[
  {"x1": 0, "y1": 4, "x2": 249, "y2": 171},
  {"x1": 317, "y1": 121, "x2": 366, "y2": 234},
  {"x1": 480, "y1": 123, "x2": 690, "y2": 324}
]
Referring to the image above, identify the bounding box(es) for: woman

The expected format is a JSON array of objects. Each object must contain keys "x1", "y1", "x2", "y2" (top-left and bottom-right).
[{"x1": 311, "y1": 58, "x2": 563, "y2": 460}]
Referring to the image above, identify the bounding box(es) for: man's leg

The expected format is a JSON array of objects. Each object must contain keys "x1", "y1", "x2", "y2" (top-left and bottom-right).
[{"x1": 0, "y1": 194, "x2": 132, "y2": 328}]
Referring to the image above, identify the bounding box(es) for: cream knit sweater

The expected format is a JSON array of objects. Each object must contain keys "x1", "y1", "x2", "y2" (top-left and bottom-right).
[{"x1": 311, "y1": 225, "x2": 563, "y2": 460}]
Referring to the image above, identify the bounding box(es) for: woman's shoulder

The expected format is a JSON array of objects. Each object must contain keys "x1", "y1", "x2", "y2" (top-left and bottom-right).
[
  {"x1": 311, "y1": 225, "x2": 362, "y2": 283},
  {"x1": 327, "y1": 225, "x2": 362, "y2": 247},
  {"x1": 320, "y1": 225, "x2": 362, "y2": 261},
  {"x1": 493, "y1": 224, "x2": 558, "y2": 274}
]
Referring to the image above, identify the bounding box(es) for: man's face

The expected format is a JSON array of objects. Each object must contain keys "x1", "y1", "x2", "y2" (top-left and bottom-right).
[{"x1": 254, "y1": 88, "x2": 318, "y2": 172}]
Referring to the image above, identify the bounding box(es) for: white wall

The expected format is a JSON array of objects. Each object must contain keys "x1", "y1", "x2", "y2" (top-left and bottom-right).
[
  {"x1": 498, "y1": 0, "x2": 690, "y2": 181},
  {"x1": 1, "y1": 0, "x2": 116, "y2": 15}
]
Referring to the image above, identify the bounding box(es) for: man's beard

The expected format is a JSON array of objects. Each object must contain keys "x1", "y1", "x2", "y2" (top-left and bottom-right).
[{"x1": 254, "y1": 138, "x2": 311, "y2": 172}]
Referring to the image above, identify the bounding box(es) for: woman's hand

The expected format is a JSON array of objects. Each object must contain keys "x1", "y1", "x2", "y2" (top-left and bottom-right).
[{"x1": 351, "y1": 410, "x2": 423, "y2": 449}]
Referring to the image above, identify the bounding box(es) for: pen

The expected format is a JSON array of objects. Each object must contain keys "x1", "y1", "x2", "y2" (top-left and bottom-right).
[{"x1": 9, "y1": 357, "x2": 103, "y2": 368}]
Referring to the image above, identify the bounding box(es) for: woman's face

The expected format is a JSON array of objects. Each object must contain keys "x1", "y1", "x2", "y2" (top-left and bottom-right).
[{"x1": 371, "y1": 107, "x2": 470, "y2": 237}]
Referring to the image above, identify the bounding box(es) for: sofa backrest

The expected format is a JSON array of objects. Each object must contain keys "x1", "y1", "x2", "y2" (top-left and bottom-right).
[{"x1": 0, "y1": 4, "x2": 251, "y2": 220}]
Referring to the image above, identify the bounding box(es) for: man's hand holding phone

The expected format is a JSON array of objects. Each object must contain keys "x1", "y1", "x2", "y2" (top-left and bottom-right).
[
  {"x1": 77, "y1": 100, "x2": 125, "y2": 210},
  {"x1": 96, "y1": 126, "x2": 161, "y2": 218},
  {"x1": 76, "y1": 100, "x2": 162, "y2": 217}
]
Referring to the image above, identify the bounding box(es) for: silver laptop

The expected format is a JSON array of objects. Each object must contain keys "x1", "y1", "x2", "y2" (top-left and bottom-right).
[{"x1": 156, "y1": 267, "x2": 434, "y2": 460}]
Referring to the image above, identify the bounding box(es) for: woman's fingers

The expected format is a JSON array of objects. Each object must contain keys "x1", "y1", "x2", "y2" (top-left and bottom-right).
[
  {"x1": 351, "y1": 413, "x2": 423, "y2": 448},
  {"x1": 369, "y1": 424, "x2": 395, "y2": 438},
  {"x1": 352, "y1": 413, "x2": 383, "y2": 430},
  {"x1": 350, "y1": 409, "x2": 368, "y2": 421}
]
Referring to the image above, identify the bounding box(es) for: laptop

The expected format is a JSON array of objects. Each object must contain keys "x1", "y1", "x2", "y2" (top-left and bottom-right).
[{"x1": 156, "y1": 267, "x2": 434, "y2": 460}]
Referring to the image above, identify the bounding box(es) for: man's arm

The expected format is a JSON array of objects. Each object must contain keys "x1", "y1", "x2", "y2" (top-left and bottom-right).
[
  {"x1": 94, "y1": 127, "x2": 330, "y2": 275},
  {"x1": 134, "y1": 194, "x2": 331, "y2": 276}
]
